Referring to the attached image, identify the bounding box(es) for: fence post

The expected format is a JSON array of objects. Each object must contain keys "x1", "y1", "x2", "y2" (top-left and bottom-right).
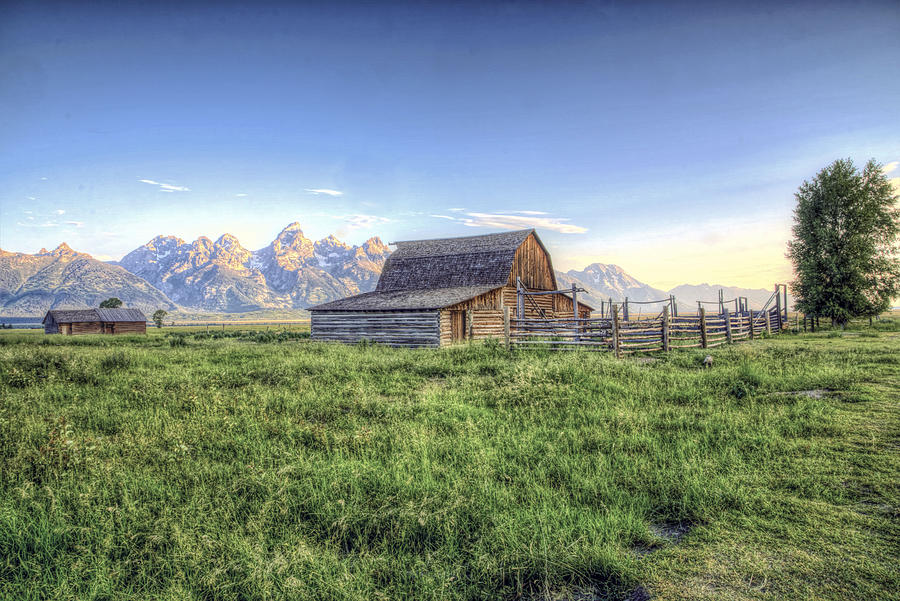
[
  {"x1": 624, "y1": 297, "x2": 629, "y2": 321},
  {"x1": 775, "y1": 284, "x2": 783, "y2": 331},
  {"x1": 467, "y1": 310, "x2": 473, "y2": 340},
  {"x1": 724, "y1": 308, "x2": 732, "y2": 344},
  {"x1": 503, "y1": 306, "x2": 510, "y2": 350},
  {"x1": 661, "y1": 305, "x2": 670, "y2": 351},
  {"x1": 700, "y1": 308, "x2": 708, "y2": 349},
  {"x1": 517, "y1": 277, "x2": 524, "y2": 319},
  {"x1": 612, "y1": 305, "x2": 621, "y2": 358},
  {"x1": 765, "y1": 309, "x2": 772, "y2": 334},
  {"x1": 783, "y1": 285, "x2": 789, "y2": 325},
  {"x1": 572, "y1": 284, "x2": 579, "y2": 343},
  {"x1": 749, "y1": 310, "x2": 755, "y2": 339}
]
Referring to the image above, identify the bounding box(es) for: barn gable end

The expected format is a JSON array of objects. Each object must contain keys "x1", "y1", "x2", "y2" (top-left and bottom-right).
[{"x1": 508, "y1": 232, "x2": 557, "y2": 290}]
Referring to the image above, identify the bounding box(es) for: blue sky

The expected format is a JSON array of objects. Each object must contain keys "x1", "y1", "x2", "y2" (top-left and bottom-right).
[{"x1": 1, "y1": 1, "x2": 898, "y2": 289}]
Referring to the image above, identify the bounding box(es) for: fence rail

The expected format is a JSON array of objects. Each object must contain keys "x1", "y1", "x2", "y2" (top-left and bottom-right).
[{"x1": 508, "y1": 300, "x2": 788, "y2": 355}]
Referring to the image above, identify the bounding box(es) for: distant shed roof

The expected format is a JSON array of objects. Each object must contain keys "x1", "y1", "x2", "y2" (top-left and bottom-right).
[
  {"x1": 310, "y1": 286, "x2": 499, "y2": 312},
  {"x1": 376, "y1": 229, "x2": 534, "y2": 292},
  {"x1": 43, "y1": 308, "x2": 147, "y2": 324},
  {"x1": 95, "y1": 308, "x2": 147, "y2": 322},
  {"x1": 42, "y1": 309, "x2": 97, "y2": 324}
]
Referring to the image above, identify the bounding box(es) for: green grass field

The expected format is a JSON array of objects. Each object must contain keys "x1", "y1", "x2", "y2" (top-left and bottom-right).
[{"x1": 0, "y1": 326, "x2": 897, "y2": 600}]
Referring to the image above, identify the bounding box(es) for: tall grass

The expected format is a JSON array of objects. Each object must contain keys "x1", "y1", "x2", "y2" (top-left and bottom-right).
[{"x1": 0, "y1": 332, "x2": 897, "y2": 600}]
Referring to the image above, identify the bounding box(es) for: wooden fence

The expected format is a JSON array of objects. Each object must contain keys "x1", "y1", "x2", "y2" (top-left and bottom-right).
[{"x1": 508, "y1": 305, "x2": 788, "y2": 355}]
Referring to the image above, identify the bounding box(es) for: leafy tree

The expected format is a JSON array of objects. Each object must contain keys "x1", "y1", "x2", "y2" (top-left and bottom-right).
[
  {"x1": 152, "y1": 309, "x2": 168, "y2": 329},
  {"x1": 787, "y1": 159, "x2": 900, "y2": 327},
  {"x1": 99, "y1": 297, "x2": 123, "y2": 308}
]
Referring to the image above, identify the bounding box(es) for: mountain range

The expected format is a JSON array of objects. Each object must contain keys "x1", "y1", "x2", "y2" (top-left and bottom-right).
[
  {"x1": 0, "y1": 243, "x2": 175, "y2": 316},
  {"x1": 116, "y1": 222, "x2": 390, "y2": 312},
  {"x1": 0, "y1": 223, "x2": 789, "y2": 316}
]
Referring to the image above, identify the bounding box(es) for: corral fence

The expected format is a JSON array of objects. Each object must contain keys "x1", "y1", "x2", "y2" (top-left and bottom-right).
[
  {"x1": 163, "y1": 320, "x2": 310, "y2": 330},
  {"x1": 506, "y1": 284, "x2": 791, "y2": 355}
]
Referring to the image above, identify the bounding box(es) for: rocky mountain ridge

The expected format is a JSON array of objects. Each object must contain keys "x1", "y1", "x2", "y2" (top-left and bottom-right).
[
  {"x1": 0, "y1": 244, "x2": 176, "y2": 316},
  {"x1": 115, "y1": 222, "x2": 391, "y2": 312}
]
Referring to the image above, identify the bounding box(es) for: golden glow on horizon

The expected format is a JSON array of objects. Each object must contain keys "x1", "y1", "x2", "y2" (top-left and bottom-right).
[{"x1": 555, "y1": 216, "x2": 794, "y2": 290}]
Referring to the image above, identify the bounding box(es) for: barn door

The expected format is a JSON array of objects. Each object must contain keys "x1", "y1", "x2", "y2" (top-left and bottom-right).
[
  {"x1": 61, "y1": 324, "x2": 71, "y2": 335},
  {"x1": 104, "y1": 323, "x2": 115, "y2": 335},
  {"x1": 450, "y1": 310, "x2": 466, "y2": 341}
]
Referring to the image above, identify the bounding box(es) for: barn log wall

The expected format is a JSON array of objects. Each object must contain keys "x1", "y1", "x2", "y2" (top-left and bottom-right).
[
  {"x1": 554, "y1": 294, "x2": 593, "y2": 319},
  {"x1": 312, "y1": 311, "x2": 441, "y2": 347},
  {"x1": 507, "y1": 233, "x2": 556, "y2": 290},
  {"x1": 70, "y1": 322, "x2": 103, "y2": 335},
  {"x1": 45, "y1": 320, "x2": 147, "y2": 335},
  {"x1": 444, "y1": 288, "x2": 505, "y2": 312},
  {"x1": 43, "y1": 316, "x2": 58, "y2": 334},
  {"x1": 500, "y1": 287, "x2": 589, "y2": 319},
  {"x1": 470, "y1": 309, "x2": 505, "y2": 340},
  {"x1": 111, "y1": 322, "x2": 147, "y2": 335},
  {"x1": 439, "y1": 310, "x2": 453, "y2": 346}
]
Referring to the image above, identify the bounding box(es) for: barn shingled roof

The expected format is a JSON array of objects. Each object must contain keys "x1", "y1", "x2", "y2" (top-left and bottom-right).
[
  {"x1": 376, "y1": 229, "x2": 535, "y2": 292},
  {"x1": 308, "y1": 286, "x2": 500, "y2": 312},
  {"x1": 43, "y1": 308, "x2": 147, "y2": 323}
]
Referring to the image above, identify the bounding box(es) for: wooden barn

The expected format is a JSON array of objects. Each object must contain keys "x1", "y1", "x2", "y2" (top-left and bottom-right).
[
  {"x1": 42, "y1": 308, "x2": 148, "y2": 335},
  {"x1": 309, "y1": 229, "x2": 591, "y2": 347}
]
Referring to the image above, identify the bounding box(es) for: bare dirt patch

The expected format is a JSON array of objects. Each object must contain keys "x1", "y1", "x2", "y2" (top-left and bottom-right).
[
  {"x1": 521, "y1": 584, "x2": 651, "y2": 601},
  {"x1": 649, "y1": 521, "x2": 692, "y2": 542},
  {"x1": 773, "y1": 389, "x2": 829, "y2": 399},
  {"x1": 632, "y1": 357, "x2": 658, "y2": 365}
]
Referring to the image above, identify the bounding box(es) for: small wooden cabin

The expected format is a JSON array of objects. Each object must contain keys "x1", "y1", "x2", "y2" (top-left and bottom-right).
[
  {"x1": 42, "y1": 308, "x2": 148, "y2": 335},
  {"x1": 309, "y1": 229, "x2": 591, "y2": 347}
]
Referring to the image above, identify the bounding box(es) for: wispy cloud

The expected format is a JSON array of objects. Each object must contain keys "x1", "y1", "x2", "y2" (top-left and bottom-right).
[
  {"x1": 305, "y1": 188, "x2": 344, "y2": 197},
  {"x1": 882, "y1": 161, "x2": 898, "y2": 175},
  {"x1": 17, "y1": 221, "x2": 59, "y2": 228},
  {"x1": 64, "y1": 221, "x2": 84, "y2": 228},
  {"x1": 235, "y1": 193, "x2": 248, "y2": 197},
  {"x1": 54, "y1": 209, "x2": 65, "y2": 215},
  {"x1": 448, "y1": 207, "x2": 466, "y2": 212},
  {"x1": 27, "y1": 197, "x2": 36, "y2": 201},
  {"x1": 340, "y1": 214, "x2": 390, "y2": 230},
  {"x1": 139, "y1": 178, "x2": 191, "y2": 192},
  {"x1": 433, "y1": 210, "x2": 587, "y2": 234}
]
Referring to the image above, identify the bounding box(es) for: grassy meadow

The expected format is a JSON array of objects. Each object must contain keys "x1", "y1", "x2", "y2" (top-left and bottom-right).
[{"x1": 0, "y1": 324, "x2": 897, "y2": 600}]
